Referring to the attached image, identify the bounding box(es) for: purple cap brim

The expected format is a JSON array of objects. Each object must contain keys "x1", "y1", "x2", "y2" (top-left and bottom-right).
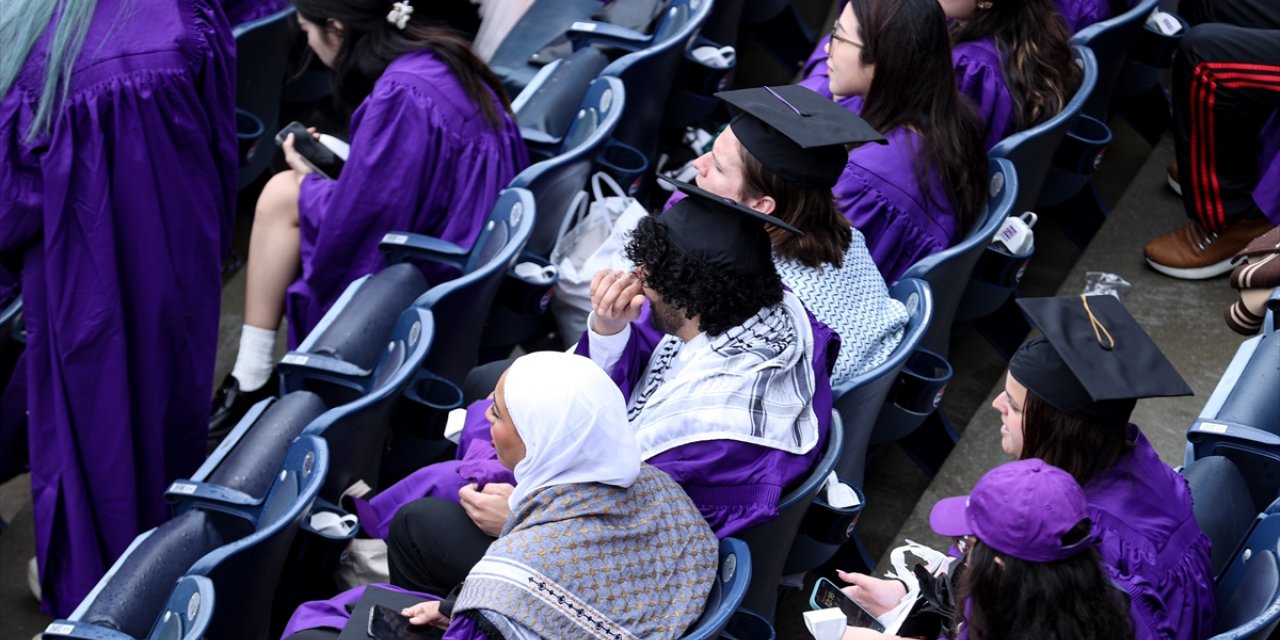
[{"x1": 929, "y1": 496, "x2": 972, "y2": 538}]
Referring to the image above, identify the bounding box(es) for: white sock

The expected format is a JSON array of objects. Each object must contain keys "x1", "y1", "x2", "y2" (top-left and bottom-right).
[{"x1": 230, "y1": 325, "x2": 278, "y2": 392}]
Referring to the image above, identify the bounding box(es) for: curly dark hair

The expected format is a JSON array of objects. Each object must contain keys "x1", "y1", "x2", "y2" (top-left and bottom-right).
[{"x1": 625, "y1": 215, "x2": 783, "y2": 336}]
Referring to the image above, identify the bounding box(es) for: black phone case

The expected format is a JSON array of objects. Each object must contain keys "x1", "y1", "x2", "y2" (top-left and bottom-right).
[{"x1": 275, "y1": 122, "x2": 344, "y2": 178}]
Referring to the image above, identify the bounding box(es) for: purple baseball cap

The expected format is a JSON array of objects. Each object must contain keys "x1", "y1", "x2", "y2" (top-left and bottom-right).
[{"x1": 929, "y1": 459, "x2": 1094, "y2": 563}]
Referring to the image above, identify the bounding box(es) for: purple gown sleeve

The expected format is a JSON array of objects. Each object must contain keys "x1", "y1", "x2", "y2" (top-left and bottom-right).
[
  {"x1": 280, "y1": 584, "x2": 443, "y2": 639},
  {"x1": 951, "y1": 40, "x2": 1018, "y2": 151},
  {"x1": 1255, "y1": 112, "x2": 1280, "y2": 224}
]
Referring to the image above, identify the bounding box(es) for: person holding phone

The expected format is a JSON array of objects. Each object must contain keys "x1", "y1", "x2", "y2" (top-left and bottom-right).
[
  {"x1": 841, "y1": 296, "x2": 1216, "y2": 640},
  {"x1": 835, "y1": 459, "x2": 1135, "y2": 640},
  {"x1": 281, "y1": 351, "x2": 719, "y2": 639},
  {"x1": 210, "y1": 0, "x2": 527, "y2": 438}
]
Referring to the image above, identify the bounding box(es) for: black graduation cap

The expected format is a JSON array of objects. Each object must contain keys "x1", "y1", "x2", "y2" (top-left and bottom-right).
[
  {"x1": 716, "y1": 85, "x2": 886, "y2": 188},
  {"x1": 656, "y1": 176, "x2": 801, "y2": 277},
  {"x1": 1009, "y1": 295, "x2": 1193, "y2": 427}
]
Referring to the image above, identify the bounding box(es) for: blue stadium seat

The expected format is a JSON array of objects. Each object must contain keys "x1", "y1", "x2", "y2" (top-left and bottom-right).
[
  {"x1": 1211, "y1": 511, "x2": 1280, "y2": 639},
  {"x1": 1184, "y1": 456, "x2": 1266, "y2": 580},
  {"x1": 43, "y1": 575, "x2": 215, "y2": 640},
  {"x1": 511, "y1": 75, "x2": 626, "y2": 258},
  {"x1": 987, "y1": 46, "x2": 1099, "y2": 248},
  {"x1": 487, "y1": 0, "x2": 606, "y2": 97},
  {"x1": 380, "y1": 188, "x2": 536, "y2": 392},
  {"x1": 232, "y1": 7, "x2": 296, "y2": 190},
  {"x1": 682, "y1": 537, "x2": 753, "y2": 640},
  {"x1": 279, "y1": 263, "x2": 429, "y2": 405},
  {"x1": 50, "y1": 437, "x2": 327, "y2": 640},
  {"x1": 1186, "y1": 288, "x2": 1280, "y2": 510},
  {"x1": 738, "y1": 413, "x2": 844, "y2": 621},
  {"x1": 483, "y1": 77, "x2": 626, "y2": 351},
  {"x1": 567, "y1": 0, "x2": 715, "y2": 174},
  {"x1": 1071, "y1": 0, "x2": 1159, "y2": 123},
  {"x1": 893, "y1": 158, "x2": 1017, "y2": 477}
]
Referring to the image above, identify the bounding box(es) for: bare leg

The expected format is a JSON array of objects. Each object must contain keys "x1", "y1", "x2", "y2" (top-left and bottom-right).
[{"x1": 244, "y1": 170, "x2": 304, "y2": 329}]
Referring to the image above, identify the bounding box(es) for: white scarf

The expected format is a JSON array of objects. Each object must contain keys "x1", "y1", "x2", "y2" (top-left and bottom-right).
[
  {"x1": 627, "y1": 291, "x2": 819, "y2": 458},
  {"x1": 505, "y1": 352, "x2": 642, "y2": 510}
]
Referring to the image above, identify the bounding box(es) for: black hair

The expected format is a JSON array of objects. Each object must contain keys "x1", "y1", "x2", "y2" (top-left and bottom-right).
[
  {"x1": 292, "y1": 0, "x2": 511, "y2": 125},
  {"x1": 955, "y1": 522, "x2": 1135, "y2": 640},
  {"x1": 624, "y1": 215, "x2": 784, "y2": 337},
  {"x1": 846, "y1": 0, "x2": 989, "y2": 237},
  {"x1": 1019, "y1": 389, "x2": 1135, "y2": 487}
]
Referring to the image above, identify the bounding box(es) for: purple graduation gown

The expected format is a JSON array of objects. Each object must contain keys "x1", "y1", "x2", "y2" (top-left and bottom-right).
[
  {"x1": 280, "y1": 584, "x2": 490, "y2": 640},
  {"x1": 286, "y1": 51, "x2": 527, "y2": 344},
  {"x1": 1256, "y1": 112, "x2": 1280, "y2": 224},
  {"x1": 354, "y1": 304, "x2": 838, "y2": 541},
  {"x1": 798, "y1": 35, "x2": 1017, "y2": 151},
  {"x1": 1087, "y1": 425, "x2": 1216, "y2": 640},
  {"x1": 834, "y1": 127, "x2": 961, "y2": 284},
  {"x1": 1055, "y1": 0, "x2": 1123, "y2": 34},
  {"x1": 0, "y1": 0, "x2": 237, "y2": 616},
  {"x1": 219, "y1": 0, "x2": 287, "y2": 26}
]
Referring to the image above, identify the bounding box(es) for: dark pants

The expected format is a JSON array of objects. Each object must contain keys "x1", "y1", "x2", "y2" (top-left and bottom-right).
[
  {"x1": 387, "y1": 497, "x2": 495, "y2": 596},
  {"x1": 1178, "y1": 0, "x2": 1280, "y2": 29},
  {"x1": 1172, "y1": 21, "x2": 1280, "y2": 231}
]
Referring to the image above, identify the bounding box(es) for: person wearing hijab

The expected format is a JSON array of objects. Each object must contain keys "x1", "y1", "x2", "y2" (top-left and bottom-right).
[
  {"x1": 836, "y1": 459, "x2": 1135, "y2": 640},
  {"x1": 1, "y1": 0, "x2": 236, "y2": 616},
  {"x1": 988, "y1": 295, "x2": 1214, "y2": 639},
  {"x1": 669, "y1": 86, "x2": 908, "y2": 388},
  {"x1": 362, "y1": 177, "x2": 838, "y2": 597},
  {"x1": 280, "y1": 351, "x2": 718, "y2": 639}
]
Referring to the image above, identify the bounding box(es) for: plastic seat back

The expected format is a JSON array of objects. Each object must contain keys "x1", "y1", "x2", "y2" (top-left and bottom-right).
[
  {"x1": 394, "y1": 189, "x2": 536, "y2": 388},
  {"x1": 510, "y1": 76, "x2": 626, "y2": 258},
  {"x1": 682, "y1": 537, "x2": 752, "y2": 640},
  {"x1": 233, "y1": 7, "x2": 295, "y2": 189},
  {"x1": 301, "y1": 307, "x2": 435, "y2": 503},
  {"x1": 145, "y1": 575, "x2": 214, "y2": 640},
  {"x1": 1212, "y1": 513, "x2": 1280, "y2": 639},
  {"x1": 988, "y1": 46, "x2": 1095, "y2": 220},
  {"x1": 901, "y1": 158, "x2": 1017, "y2": 358},
  {"x1": 1184, "y1": 456, "x2": 1264, "y2": 579},
  {"x1": 832, "y1": 278, "x2": 933, "y2": 487},
  {"x1": 1071, "y1": 0, "x2": 1158, "y2": 121},
  {"x1": 738, "y1": 414, "x2": 844, "y2": 620},
  {"x1": 1187, "y1": 290, "x2": 1280, "y2": 509},
  {"x1": 190, "y1": 436, "x2": 328, "y2": 640},
  {"x1": 590, "y1": 0, "x2": 714, "y2": 165}
]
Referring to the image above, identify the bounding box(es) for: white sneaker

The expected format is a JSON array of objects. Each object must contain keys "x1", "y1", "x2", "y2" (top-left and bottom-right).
[{"x1": 28, "y1": 556, "x2": 41, "y2": 602}]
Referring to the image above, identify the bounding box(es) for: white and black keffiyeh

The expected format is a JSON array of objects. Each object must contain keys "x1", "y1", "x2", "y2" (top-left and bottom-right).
[{"x1": 627, "y1": 291, "x2": 819, "y2": 457}]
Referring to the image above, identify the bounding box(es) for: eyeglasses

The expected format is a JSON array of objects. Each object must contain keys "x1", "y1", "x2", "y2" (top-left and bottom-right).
[{"x1": 829, "y1": 21, "x2": 864, "y2": 50}]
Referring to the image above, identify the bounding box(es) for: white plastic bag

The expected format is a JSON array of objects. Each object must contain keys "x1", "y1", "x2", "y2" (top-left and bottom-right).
[{"x1": 549, "y1": 172, "x2": 646, "y2": 343}]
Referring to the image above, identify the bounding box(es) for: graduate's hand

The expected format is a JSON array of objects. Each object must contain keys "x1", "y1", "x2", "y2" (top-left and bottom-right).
[
  {"x1": 589, "y1": 269, "x2": 644, "y2": 336},
  {"x1": 459, "y1": 482, "x2": 514, "y2": 537},
  {"x1": 402, "y1": 600, "x2": 450, "y2": 630},
  {"x1": 836, "y1": 570, "x2": 907, "y2": 618},
  {"x1": 282, "y1": 128, "x2": 322, "y2": 177}
]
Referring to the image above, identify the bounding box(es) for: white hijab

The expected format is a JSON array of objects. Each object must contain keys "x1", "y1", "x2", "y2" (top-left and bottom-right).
[{"x1": 504, "y1": 352, "x2": 642, "y2": 511}]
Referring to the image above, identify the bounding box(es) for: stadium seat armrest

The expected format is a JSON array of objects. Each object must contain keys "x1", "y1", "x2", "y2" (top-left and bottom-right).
[
  {"x1": 567, "y1": 20, "x2": 649, "y2": 52},
  {"x1": 380, "y1": 232, "x2": 468, "y2": 270}
]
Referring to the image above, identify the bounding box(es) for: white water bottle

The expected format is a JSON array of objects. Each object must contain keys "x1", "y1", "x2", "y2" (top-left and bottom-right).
[{"x1": 992, "y1": 211, "x2": 1037, "y2": 256}]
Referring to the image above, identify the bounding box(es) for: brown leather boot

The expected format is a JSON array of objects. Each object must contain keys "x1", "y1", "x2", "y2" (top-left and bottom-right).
[{"x1": 1144, "y1": 217, "x2": 1274, "y2": 280}]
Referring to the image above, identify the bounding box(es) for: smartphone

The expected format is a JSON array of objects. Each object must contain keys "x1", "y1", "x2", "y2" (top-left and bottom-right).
[
  {"x1": 367, "y1": 604, "x2": 440, "y2": 640},
  {"x1": 810, "y1": 577, "x2": 887, "y2": 632},
  {"x1": 274, "y1": 121, "x2": 342, "y2": 179}
]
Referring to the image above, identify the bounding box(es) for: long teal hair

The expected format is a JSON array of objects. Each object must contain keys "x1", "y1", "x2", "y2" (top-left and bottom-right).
[{"x1": 0, "y1": 0, "x2": 99, "y2": 138}]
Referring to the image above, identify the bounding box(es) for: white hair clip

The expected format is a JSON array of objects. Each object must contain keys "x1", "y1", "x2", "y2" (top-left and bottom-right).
[{"x1": 386, "y1": 0, "x2": 414, "y2": 30}]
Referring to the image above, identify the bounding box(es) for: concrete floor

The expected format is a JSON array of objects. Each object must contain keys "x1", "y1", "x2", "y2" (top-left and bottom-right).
[{"x1": 0, "y1": 108, "x2": 1252, "y2": 640}]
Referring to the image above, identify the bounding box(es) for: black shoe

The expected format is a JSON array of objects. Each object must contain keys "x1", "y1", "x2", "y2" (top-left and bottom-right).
[{"x1": 208, "y1": 373, "x2": 274, "y2": 448}]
